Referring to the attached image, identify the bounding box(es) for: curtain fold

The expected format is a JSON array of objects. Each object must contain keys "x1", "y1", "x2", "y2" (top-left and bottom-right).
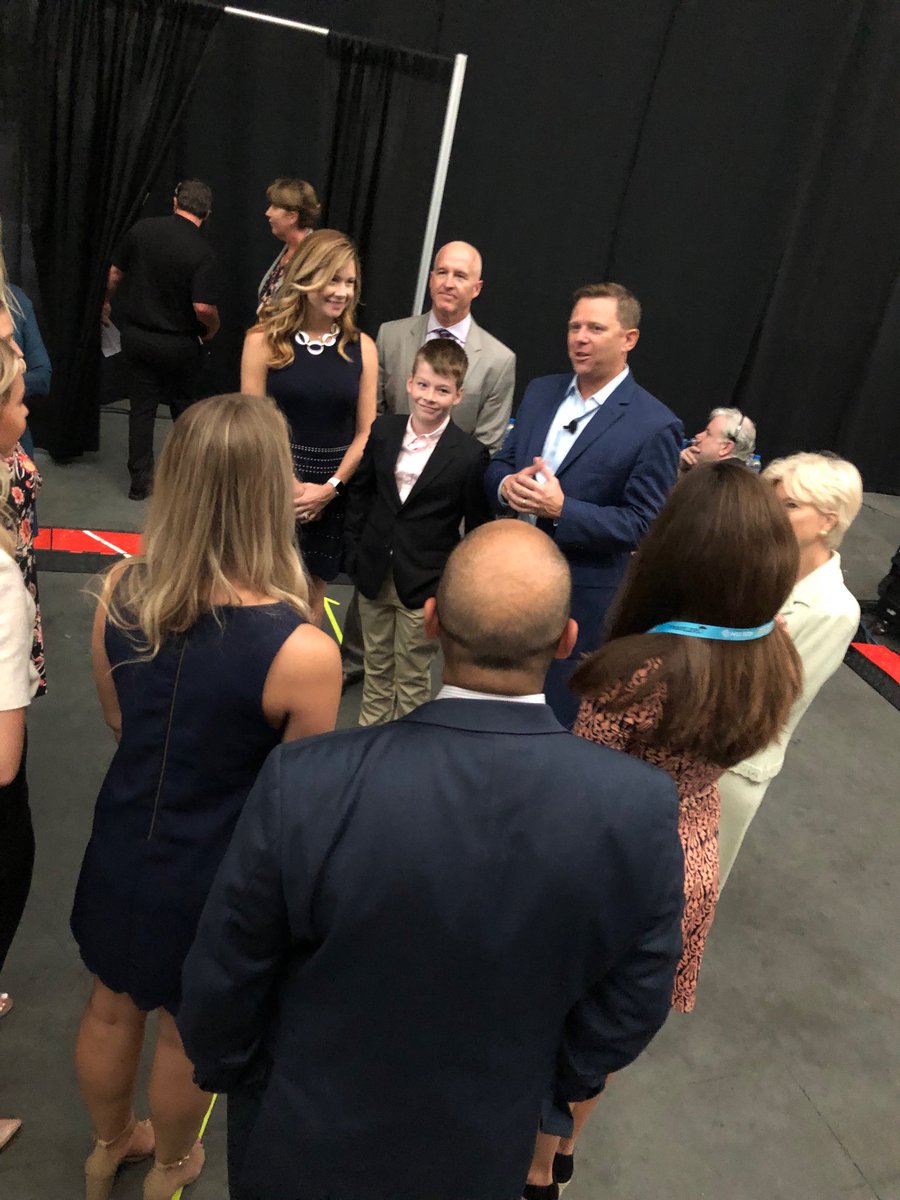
[
  {"x1": 27, "y1": 0, "x2": 221, "y2": 459},
  {"x1": 322, "y1": 34, "x2": 452, "y2": 327}
]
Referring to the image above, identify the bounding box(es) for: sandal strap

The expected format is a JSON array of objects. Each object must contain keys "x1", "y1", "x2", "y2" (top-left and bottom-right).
[
  {"x1": 153, "y1": 1141, "x2": 200, "y2": 1171},
  {"x1": 94, "y1": 1117, "x2": 136, "y2": 1150}
]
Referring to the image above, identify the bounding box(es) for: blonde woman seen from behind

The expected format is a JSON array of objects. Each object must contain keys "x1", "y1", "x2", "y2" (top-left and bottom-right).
[
  {"x1": 70, "y1": 394, "x2": 341, "y2": 1200},
  {"x1": 241, "y1": 229, "x2": 377, "y2": 627},
  {"x1": 717, "y1": 452, "x2": 863, "y2": 887}
]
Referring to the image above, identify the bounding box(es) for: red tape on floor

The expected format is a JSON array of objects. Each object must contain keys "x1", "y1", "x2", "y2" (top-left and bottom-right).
[
  {"x1": 33, "y1": 527, "x2": 142, "y2": 557},
  {"x1": 849, "y1": 641, "x2": 900, "y2": 685}
]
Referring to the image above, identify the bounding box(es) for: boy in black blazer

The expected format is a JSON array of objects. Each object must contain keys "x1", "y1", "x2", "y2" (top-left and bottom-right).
[{"x1": 344, "y1": 340, "x2": 491, "y2": 724}]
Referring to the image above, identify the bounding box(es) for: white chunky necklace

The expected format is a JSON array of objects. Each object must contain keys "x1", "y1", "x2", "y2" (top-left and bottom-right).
[{"x1": 295, "y1": 324, "x2": 340, "y2": 356}]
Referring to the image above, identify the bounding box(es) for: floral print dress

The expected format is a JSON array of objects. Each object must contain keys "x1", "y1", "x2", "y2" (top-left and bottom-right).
[
  {"x1": 4, "y1": 443, "x2": 45, "y2": 695},
  {"x1": 574, "y1": 661, "x2": 721, "y2": 1012}
]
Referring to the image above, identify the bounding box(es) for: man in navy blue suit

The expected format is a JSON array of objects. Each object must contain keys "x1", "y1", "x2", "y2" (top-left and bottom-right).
[
  {"x1": 485, "y1": 283, "x2": 682, "y2": 725},
  {"x1": 179, "y1": 521, "x2": 684, "y2": 1200}
]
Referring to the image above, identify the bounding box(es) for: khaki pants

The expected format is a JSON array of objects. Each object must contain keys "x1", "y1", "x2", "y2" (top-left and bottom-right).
[
  {"x1": 358, "y1": 573, "x2": 437, "y2": 726},
  {"x1": 717, "y1": 770, "x2": 771, "y2": 888}
]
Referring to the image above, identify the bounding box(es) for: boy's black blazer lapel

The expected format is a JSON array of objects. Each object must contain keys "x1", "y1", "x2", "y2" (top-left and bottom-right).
[
  {"x1": 401, "y1": 420, "x2": 463, "y2": 507},
  {"x1": 378, "y1": 414, "x2": 408, "y2": 511}
]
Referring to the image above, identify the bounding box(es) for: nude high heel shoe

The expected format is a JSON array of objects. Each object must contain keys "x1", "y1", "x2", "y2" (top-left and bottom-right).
[
  {"x1": 142, "y1": 1140, "x2": 205, "y2": 1200},
  {"x1": 84, "y1": 1117, "x2": 154, "y2": 1200}
]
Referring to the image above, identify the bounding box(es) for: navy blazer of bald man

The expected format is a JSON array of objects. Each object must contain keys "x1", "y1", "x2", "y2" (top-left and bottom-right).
[
  {"x1": 179, "y1": 698, "x2": 684, "y2": 1200},
  {"x1": 485, "y1": 371, "x2": 682, "y2": 724}
]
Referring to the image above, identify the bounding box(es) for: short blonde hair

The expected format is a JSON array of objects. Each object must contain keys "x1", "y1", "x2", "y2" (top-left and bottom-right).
[
  {"x1": 0, "y1": 336, "x2": 20, "y2": 407},
  {"x1": 762, "y1": 452, "x2": 863, "y2": 549},
  {"x1": 102, "y1": 393, "x2": 310, "y2": 658}
]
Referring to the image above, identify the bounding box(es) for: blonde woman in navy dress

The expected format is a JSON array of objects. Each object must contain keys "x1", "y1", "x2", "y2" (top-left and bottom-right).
[
  {"x1": 70, "y1": 395, "x2": 341, "y2": 1200},
  {"x1": 241, "y1": 229, "x2": 377, "y2": 625}
]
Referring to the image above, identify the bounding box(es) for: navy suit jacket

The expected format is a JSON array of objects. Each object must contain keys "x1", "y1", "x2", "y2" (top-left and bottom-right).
[
  {"x1": 484, "y1": 372, "x2": 682, "y2": 592},
  {"x1": 179, "y1": 699, "x2": 683, "y2": 1200}
]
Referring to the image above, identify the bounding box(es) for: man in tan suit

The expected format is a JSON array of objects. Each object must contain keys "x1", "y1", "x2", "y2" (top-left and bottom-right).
[
  {"x1": 375, "y1": 241, "x2": 515, "y2": 454},
  {"x1": 342, "y1": 242, "x2": 515, "y2": 687}
]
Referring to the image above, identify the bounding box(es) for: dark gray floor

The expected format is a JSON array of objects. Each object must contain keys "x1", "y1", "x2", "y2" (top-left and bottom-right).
[{"x1": 2, "y1": 408, "x2": 899, "y2": 1198}]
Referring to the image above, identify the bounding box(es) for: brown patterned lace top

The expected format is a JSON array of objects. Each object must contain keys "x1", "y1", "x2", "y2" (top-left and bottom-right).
[{"x1": 573, "y1": 659, "x2": 723, "y2": 1012}]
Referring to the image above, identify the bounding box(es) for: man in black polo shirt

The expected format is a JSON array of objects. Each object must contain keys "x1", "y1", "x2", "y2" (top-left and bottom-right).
[{"x1": 102, "y1": 180, "x2": 219, "y2": 499}]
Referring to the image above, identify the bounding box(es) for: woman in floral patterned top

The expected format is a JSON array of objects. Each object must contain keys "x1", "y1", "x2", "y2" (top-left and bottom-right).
[
  {"x1": 525, "y1": 463, "x2": 804, "y2": 1200},
  {"x1": 5, "y1": 442, "x2": 44, "y2": 695}
]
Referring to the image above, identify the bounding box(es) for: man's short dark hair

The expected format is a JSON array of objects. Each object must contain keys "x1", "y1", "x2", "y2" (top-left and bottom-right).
[
  {"x1": 412, "y1": 340, "x2": 468, "y2": 390},
  {"x1": 174, "y1": 180, "x2": 213, "y2": 220},
  {"x1": 572, "y1": 282, "x2": 641, "y2": 330}
]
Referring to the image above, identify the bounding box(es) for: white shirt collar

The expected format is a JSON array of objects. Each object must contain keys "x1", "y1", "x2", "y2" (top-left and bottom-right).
[
  {"x1": 427, "y1": 311, "x2": 472, "y2": 344},
  {"x1": 436, "y1": 684, "x2": 546, "y2": 705},
  {"x1": 405, "y1": 414, "x2": 450, "y2": 444},
  {"x1": 563, "y1": 364, "x2": 630, "y2": 407}
]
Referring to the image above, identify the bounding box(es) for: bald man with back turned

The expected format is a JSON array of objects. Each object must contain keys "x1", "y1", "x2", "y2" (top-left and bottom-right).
[{"x1": 180, "y1": 522, "x2": 685, "y2": 1200}]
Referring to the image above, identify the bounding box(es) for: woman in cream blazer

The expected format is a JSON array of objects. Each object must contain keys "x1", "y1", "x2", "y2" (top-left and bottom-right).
[{"x1": 718, "y1": 452, "x2": 863, "y2": 887}]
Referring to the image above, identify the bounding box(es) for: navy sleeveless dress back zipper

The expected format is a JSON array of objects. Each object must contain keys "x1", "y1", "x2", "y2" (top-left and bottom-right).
[{"x1": 71, "y1": 602, "x2": 305, "y2": 1012}]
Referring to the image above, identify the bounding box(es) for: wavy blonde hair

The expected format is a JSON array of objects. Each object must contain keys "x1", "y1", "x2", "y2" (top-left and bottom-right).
[
  {"x1": 0, "y1": 339, "x2": 21, "y2": 558},
  {"x1": 101, "y1": 393, "x2": 311, "y2": 657},
  {"x1": 252, "y1": 228, "x2": 360, "y2": 367}
]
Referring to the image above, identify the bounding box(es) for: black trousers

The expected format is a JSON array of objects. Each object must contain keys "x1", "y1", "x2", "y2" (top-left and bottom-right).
[
  {"x1": 0, "y1": 733, "x2": 34, "y2": 973},
  {"x1": 121, "y1": 325, "x2": 205, "y2": 488},
  {"x1": 226, "y1": 1081, "x2": 266, "y2": 1200}
]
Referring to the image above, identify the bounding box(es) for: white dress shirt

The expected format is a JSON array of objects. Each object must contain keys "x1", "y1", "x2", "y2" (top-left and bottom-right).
[
  {"x1": 500, "y1": 367, "x2": 631, "y2": 520},
  {"x1": 436, "y1": 684, "x2": 546, "y2": 705},
  {"x1": 426, "y1": 311, "x2": 472, "y2": 346},
  {"x1": 394, "y1": 415, "x2": 450, "y2": 503}
]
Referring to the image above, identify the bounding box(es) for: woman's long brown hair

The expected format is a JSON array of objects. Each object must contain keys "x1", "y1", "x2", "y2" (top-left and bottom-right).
[{"x1": 572, "y1": 461, "x2": 803, "y2": 767}]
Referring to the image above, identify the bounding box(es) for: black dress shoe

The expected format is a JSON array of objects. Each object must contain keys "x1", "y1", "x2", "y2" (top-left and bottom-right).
[
  {"x1": 341, "y1": 666, "x2": 364, "y2": 691},
  {"x1": 553, "y1": 1152, "x2": 574, "y2": 1193},
  {"x1": 128, "y1": 482, "x2": 151, "y2": 501},
  {"x1": 522, "y1": 1184, "x2": 559, "y2": 1200}
]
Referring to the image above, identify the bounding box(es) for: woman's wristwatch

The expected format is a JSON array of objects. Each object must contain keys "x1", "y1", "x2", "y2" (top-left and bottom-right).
[{"x1": 327, "y1": 476, "x2": 344, "y2": 496}]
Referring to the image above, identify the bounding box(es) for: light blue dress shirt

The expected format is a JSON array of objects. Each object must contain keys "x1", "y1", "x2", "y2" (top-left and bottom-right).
[
  {"x1": 501, "y1": 366, "x2": 630, "y2": 522},
  {"x1": 538, "y1": 366, "x2": 630, "y2": 476}
]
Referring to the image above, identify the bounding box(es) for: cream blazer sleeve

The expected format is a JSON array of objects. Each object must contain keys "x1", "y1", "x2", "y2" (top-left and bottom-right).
[{"x1": 729, "y1": 553, "x2": 860, "y2": 783}]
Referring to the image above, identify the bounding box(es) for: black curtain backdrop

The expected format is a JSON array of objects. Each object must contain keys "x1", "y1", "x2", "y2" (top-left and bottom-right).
[
  {"x1": 0, "y1": 1, "x2": 39, "y2": 299},
  {"x1": 322, "y1": 35, "x2": 452, "y2": 329},
  {"x1": 26, "y1": 0, "x2": 221, "y2": 459},
  {"x1": 6, "y1": 0, "x2": 900, "y2": 488},
  {"x1": 247, "y1": 0, "x2": 900, "y2": 492},
  {"x1": 142, "y1": 19, "x2": 451, "y2": 396}
]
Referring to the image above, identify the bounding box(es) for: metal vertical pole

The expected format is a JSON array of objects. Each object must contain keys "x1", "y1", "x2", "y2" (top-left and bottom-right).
[{"x1": 412, "y1": 53, "x2": 468, "y2": 315}]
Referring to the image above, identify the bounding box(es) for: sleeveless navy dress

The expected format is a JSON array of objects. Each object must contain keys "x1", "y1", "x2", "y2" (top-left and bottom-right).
[
  {"x1": 71, "y1": 602, "x2": 304, "y2": 1013},
  {"x1": 266, "y1": 338, "x2": 362, "y2": 581}
]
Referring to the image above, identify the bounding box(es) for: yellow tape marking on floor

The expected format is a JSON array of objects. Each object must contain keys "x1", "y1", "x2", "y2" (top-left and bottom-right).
[
  {"x1": 323, "y1": 595, "x2": 343, "y2": 644},
  {"x1": 171, "y1": 1092, "x2": 218, "y2": 1200}
]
